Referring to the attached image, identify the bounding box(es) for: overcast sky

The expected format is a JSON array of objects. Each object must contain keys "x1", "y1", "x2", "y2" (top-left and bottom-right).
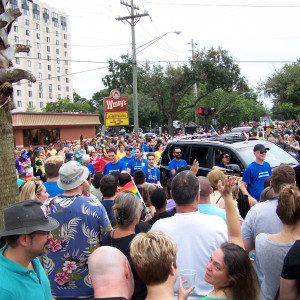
[{"x1": 42, "y1": 0, "x2": 300, "y2": 108}]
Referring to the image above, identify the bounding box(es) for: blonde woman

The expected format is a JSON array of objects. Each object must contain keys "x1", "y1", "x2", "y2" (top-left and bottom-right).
[
  {"x1": 19, "y1": 181, "x2": 50, "y2": 204},
  {"x1": 74, "y1": 144, "x2": 83, "y2": 163}
]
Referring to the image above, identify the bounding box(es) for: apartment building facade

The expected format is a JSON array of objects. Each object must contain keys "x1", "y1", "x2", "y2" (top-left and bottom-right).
[{"x1": 9, "y1": 0, "x2": 73, "y2": 112}]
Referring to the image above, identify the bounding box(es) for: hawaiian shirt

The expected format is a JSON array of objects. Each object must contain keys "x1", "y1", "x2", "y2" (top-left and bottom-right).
[{"x1": 43, "y1": 194, "x2": 112, "y2": 298}]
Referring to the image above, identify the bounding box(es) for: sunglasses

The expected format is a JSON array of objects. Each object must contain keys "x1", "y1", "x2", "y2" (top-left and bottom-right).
[
  {"x1": 35, "y1": 181, "x2": 41, "y2": 193},
  {"x1": 260, "y1": 150, "x2": 267, "y2": 154},
  {"x1": 174, "y1": 152, "x2": 182, "y2": 154},
  {"x1": 224, "y1": 155, "x2": 230, "y2": 158}
]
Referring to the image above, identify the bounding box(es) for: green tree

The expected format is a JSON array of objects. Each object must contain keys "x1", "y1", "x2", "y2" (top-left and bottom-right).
[
  {"x1": 43, "y1": 98, "x2": 91, "y2": 113},
  {"x1": 103, "y1": 48, "x2": 248, "y2": 134},
  {"x1": 271, "y1": 102, "x2": 300, "y2": 120},
  {"x1": 264, "y1": 60, "x2": 300, "y2": 106}
]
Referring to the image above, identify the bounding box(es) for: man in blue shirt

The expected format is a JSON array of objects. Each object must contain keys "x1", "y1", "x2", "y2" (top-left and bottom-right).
[
  {"x1": 168, "y1": 147, "x2": 187, "y2": 177},
  {"x1": 142, "y1": 152, "x2": 161, "y2": 185},
  {"x1": 241, "y1": 143, "x2": 272, "y2": 206},
  {"x1": 82, "y1": 154, "x2": 95, "y2": 179},
  {"x1": 0, "y1": 200, "x2": 59, "y2": 300},
  {"x1": 127, "y1": 147, "x2": 148, "y2": 177},
  {"x1": 119, "y1": 146, "x2": 133, "y2": 168},
  {"x1": 103, "y1": 148, "x2": 126, "y2": 175},
  {"x1": 140, "y1": 137, "x2": 149, "y2": 152},
  {"x1": 44, "y1": 156, "x2": 64, "y2": 197}
]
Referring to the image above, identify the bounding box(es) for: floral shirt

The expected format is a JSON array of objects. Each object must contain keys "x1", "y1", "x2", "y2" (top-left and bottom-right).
[{"x1": 43, "y1": 194, "x2": 112, "y2": 298}]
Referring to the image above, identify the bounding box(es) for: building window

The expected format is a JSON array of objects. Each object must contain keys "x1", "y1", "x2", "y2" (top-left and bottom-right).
[
  {"x1": 14, "y1": 25, "x2": 18, "y2": 32},
  {"x1": 37, "y1": 33, "x2": 40, "y2": 39},
  {"x1": 36, "y1": 23, "x2": 40, "y2": 30},
  {"x1": 64, "y1": 34, "x2": 67, "y2": 39},
  {"x1": 29, "y1": 101, "x2": 33, "y2": 107},
  {"x1": 39, "y1": 82, "x2": 43, "y2": 91},
  {"x1": 10, "y1": 0, "x2": 18, "y2": 9},
  {"x1": 17, "y1": 101, "x2": 22, "y2": 107},
  {"x1": 46, "y1": 27, "x2": 50, "y2": 33},
  {"x1": 28, "y1": 81, "x2": 32, "y2": 87},
  {"x1": 66, "y1": 77, "x2": 69, "y2": 83},
  {"x1": 28, "y1": 91, "x2": 32, "y2": 97},
  {"x1": 14, "y1": 36, "x2": 19, "y2": 43},
  {"x1": 65, "y1": 60, "x2": 68, "y2": 66},
  {"x1": 46, "y1": 36, "x2": 50, "y2": 43},
  {"x1": 26, "y1": 40, "x2": 30, "y2": 46},
  {"x1": 27, "y1": 60, "x2": 31, "y2": 67},
  {"x1": 22, "y1": 0, "x2": 30, "y2": 15},
  {"x1": 56, "y1": 31, "x2": 59, "y2": 37},
  {"x1": 58, "y1": 85, "x2": 61, "y2": 91},
  {"x1": 57, "y1": 66, "x2": 60, "y2": 73},
  {"x1": 40, "y1": 102, "x2": 44, "y2": 108},
  {"x1": 16, "y1": 81, "x2": 21, "y2": 86},
  {"x1": 48, "y1": 74, "x2": 52, "y2": 80},
  {"x1": 17, "y1": 90, "x2": 21, "y2": 96},
  {"x1": 27, "y1": 51, "x2": 31, "y2": 57},
  {"x1": 38, "y1": 72, "x2": 42, "y2": 79},
  {"x1": 48, "y1": 65, "x2": 51, "y2": 71},
  {"x1": 64, "y1": 51, "x2": 67, "y2": 57},
  {"x1": 37, "y1": 53, "x2": 41, "y2": 59},
  {"x1": 56, "y1": 49, "x2": 59, "y2": 54},
  {"x1": 52, "y1": 12, "x2": 59, "y2": 27},
  {"x1": 47, "y1": 46, "x2": 50, "y2": 52},
  {"x1": 49, "y1": 93, "x2": 52, "y2": 99},
  {"x1": 47, "y1": 55, "x2": 51, "y2": 61},
  {"x1": 33, "y1": 3, "x2": 40, "y2": 20},
  {"x1": 66, "y1": 86, "x2": 69, "y2": 92},
  {"x1": 49, "y1": 84, "x2": 52, "y2": 92},
  {"x1": 57, "y1": 76, "x2": 61, "y2": 82},
  {"x1": 58, "y1": 94, "x2": 61, "y2": 98},
  {"x1": 66, "y1": 95, "x2": 70, "y2": 99},
  {"x1": 56, "y1": 40, "x2": 59, "y2": 45},
  {"x1": 43, "y1": 8, "x2": 49, "y2": 24},
  {"x1": 15, "y1": 57, "x2": 20, "y2": 64},
  {"x1": 65, "y1": 69, "x2": 68, "y2": 74},
  {"x1": 25, "y1": 29, "x2": 30, "y2": 36},
  {"x1": 25, "y1": 19, "x2": 29, "y2": 26},
  {"x1": 64, "y1": 43, "x2": 67, "y2": 48},
  {"x1": 56, "y1": 58, "x2": 60, "y2": 63},
  {"x1": 38, "y1": 62, "x2": 42, "y2": 69},
  {"x1": 61, "y1": 16, "x2": 67, "y2": 31},
  {"x1": 37, "y1": 43, "x2": 41, "y2": 49}
]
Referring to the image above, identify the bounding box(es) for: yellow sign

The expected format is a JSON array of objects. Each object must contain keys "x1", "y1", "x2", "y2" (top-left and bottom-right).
[{"x1": 105, "y1": 112, "x2": 129, "y2": 126}]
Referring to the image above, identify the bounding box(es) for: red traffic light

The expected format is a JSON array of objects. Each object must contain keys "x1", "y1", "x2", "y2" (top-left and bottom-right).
[{"x1": 197, "y1": 107, "x2": 205, "y2": 115}]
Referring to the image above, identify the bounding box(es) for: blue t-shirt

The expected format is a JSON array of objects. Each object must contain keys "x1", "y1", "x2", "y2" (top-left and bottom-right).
[
  {"x1": 198, "y1": 204, "x2": 227, "y2": 223},
  {"x1": 119, "y1": 155, "x2": 133, "y2": 168},
  {"x1": 101, "y1": 199, "x2": 115, "y2": 226},
  {"x1": 103, "y1": 161, "x2": 126, "y2": 175},
  {"x1": 168, "y1": 159, "x2": 188, "y2": 177},
  {"x1": 141, "y1": 165, "x2": 160, "y2": 184},
  {"x1": 0, "y1": 244, "x2": 52, "y2": 300},
  {"x1": 242, "y1": 161, "x2": 272, "y2": 201},
  {"x1": 87, "y1": 163, "x2": 95, "y2": 177},
  {"x1": 44, "y1": 181, "x2": 64, "y2": 198},
  {"x1": 142, "y1": 144, "x2": 149, "y2": 152},
  {"x1": 127, "y1": 158, "x2": 148, "y2": 176},
  {"x1": 74, "y1": 150, "x2": 82, "y2": 163}
]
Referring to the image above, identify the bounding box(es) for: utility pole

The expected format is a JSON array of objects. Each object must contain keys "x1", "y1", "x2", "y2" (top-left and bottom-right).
[
  {"x1": 116, "y1": 0, "x2": 149, "y2": 138},
  {"x1": 189, "y1": 39, "x2": 198, "y2": 123}
]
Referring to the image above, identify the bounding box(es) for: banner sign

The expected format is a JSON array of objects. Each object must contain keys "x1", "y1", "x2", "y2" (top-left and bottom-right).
[{"x1": 105, "y1": 90, "x2": 129, "y2": 126}]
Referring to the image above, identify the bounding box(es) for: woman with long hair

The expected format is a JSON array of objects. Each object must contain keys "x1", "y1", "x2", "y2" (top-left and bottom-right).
[
  {"x1": 19, "y1": 180, "x2": 50, "y2": 204},
  {"x1": 89, "y1": 149, "x2": 101, "y2": 173},
  {"x1": 101, "y1": 191, "x2": 147, "y2": 300},
  {"x1": 255, "y1": 185, "x2": 300, "y2": 300}
]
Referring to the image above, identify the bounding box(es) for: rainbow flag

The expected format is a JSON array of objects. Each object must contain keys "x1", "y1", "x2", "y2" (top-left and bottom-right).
[
  {"x1": 286, "y1": 120, "x2": 293, "y2": 128},
  {"x1": 118, "y1": 180, "x2": 140, "y2": 198}
]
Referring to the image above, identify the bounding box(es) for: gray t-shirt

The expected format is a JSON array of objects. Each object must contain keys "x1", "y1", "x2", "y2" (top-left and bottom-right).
[
  {"x1": 255, "y1": 233, "x2": 294, "y2": 300},
  {"x1": 242, "y1": 199, "x2": 282, "y2": 282}
]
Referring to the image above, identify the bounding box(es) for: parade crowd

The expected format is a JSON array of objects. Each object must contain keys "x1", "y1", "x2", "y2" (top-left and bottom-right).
[{"x1": 1, "y1": 120, "x2": 300, "y2": 300}]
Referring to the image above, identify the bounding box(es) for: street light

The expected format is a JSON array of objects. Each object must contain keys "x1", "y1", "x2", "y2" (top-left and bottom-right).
[
  {"x1": 131, "y1": 30, "x2": 182, "y2": 138},
  {"x1": 80, "y1": 99, "x2": 89, "y2": 113}
]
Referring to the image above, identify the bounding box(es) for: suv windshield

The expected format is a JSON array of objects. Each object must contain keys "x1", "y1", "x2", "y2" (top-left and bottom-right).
[{"x1": 238, "y1": 143, "x2": 298, "y2": 168}]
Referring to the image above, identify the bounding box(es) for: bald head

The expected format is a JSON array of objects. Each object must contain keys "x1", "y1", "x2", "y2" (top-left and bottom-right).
[
  {"x1": 199, "y1": 176, "x2": 211, "y2": 199},
  {"x1": 88, "y1": 246, "x2": 134, "y2": 298}
]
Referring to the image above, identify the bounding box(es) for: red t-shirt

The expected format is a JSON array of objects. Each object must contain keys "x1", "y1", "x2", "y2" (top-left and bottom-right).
[{"x1": 90, "y1": 156, "x2": 101, "y2": 173}]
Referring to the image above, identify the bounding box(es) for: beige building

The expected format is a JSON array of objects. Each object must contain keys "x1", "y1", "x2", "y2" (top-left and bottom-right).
[{"x1": 9, "y1": 0, "x2": 73, "y2": 112}]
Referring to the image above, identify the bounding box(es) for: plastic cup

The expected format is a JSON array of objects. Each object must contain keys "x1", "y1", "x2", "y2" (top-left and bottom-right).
[{"x1": 180, "y1": 269, "x2": 196, "y2": 288}]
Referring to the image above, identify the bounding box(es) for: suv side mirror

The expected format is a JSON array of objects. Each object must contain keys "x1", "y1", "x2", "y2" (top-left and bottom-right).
[{"x1": 226, "y1": 164, "x2": 241, "y2": 172}]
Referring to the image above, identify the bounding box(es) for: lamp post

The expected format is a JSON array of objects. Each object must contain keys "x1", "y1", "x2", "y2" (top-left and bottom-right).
[
  {"x1": 80, "y1": 99, "x2": 89, "y2": 113},
  {"x1": 131, "y1": 30, "x2": 181, "y2": 138}
]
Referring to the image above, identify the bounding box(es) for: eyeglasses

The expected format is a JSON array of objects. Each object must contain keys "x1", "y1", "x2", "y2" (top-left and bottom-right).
[
  {"x1": 260, "y1": 151, "x2": 267, "y2": 154},
  {"x1": 174, "y1": 152, "x2": 182, "y2": 154},
  {"x1": 224, "y1": 155, "x2": 230, "y2": 158}
]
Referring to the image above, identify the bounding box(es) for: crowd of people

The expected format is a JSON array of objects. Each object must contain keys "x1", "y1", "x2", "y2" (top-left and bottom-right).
[{"x1": 2, "y1": 120, "x2": 300, "y2": 300}]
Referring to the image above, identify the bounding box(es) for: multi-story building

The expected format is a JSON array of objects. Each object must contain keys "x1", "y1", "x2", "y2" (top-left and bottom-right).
[{"x1": 8, "y1": 0, "x2": 73, "y2": 112}]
